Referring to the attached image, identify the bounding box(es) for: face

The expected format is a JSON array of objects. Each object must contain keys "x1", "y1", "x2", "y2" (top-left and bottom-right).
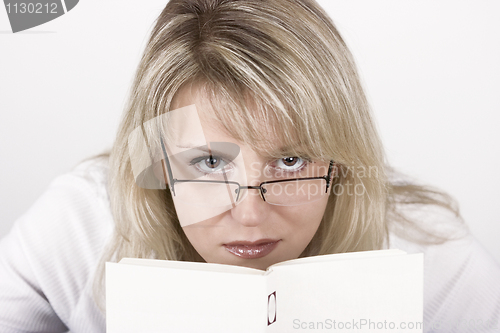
[{"x1": 168, "y1": 85, "x2": 331, "y2": 270}]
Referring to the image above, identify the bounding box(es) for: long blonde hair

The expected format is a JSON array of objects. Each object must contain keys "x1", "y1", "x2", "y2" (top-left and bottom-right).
[{"x1": 95, "y1": 0, "x2": 465, "y2": 307}]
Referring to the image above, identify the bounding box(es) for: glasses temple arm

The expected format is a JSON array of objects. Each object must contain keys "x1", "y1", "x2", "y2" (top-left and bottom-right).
[
  {"x1": 325, "y1": 160, "x2": 335, "y2": 193},
  {"x1": 160, "y1": 136, "x2": 176, "y2": 195}
]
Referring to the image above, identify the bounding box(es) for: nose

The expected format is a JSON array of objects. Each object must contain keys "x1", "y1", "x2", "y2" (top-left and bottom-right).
[{"x1": 230, "y1": 186, "x2": 271, "y2": 227}]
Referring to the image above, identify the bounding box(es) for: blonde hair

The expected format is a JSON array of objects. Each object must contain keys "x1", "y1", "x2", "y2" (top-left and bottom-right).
[{"x1": 95, "y1": 0, "x2": 465, "y2": 308}]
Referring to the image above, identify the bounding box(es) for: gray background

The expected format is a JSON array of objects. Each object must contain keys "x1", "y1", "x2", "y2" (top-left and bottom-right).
[{"x1": 0, "y1": 0, "x2": 499, "y2": 262}]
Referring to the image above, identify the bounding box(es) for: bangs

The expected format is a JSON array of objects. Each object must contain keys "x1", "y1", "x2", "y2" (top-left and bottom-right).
[
  {"x1": 154, "y1": 0, "x2": 342, "y2": 163},
  {"x1": 194, "y1": 77, "x2": 335, "y2": 162},
  {"x1": 145, "y1": 0, "x2": 374, "y2": 169}
]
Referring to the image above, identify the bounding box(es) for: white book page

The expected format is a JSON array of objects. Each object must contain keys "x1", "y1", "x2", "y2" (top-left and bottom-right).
[
  {"x1": 119, "y1": 257, "x2": 266, "y2": 275},
  {"x1": 267, "y1": 249, "x2": 407, "y2": 271},
  {"x1": 267, "y1": 253, "x2": 423, "y2": 333},
  {"x1": 106, "y1": 262, "x2": 268, "y2": 333}
]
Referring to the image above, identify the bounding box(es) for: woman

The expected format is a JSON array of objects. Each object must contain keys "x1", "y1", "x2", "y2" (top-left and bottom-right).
[{"x1": 0, "y1": 0, "x2": 498, "y2": 332}]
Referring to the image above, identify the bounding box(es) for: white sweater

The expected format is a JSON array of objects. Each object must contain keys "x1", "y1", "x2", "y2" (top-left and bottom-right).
[{"x1": 0, "y1": 158, "x2": 499, "y2": 332}]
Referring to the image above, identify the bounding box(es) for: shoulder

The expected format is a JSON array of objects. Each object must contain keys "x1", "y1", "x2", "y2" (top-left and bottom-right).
[
  {"x1": 387, "y1": 170, "x2": 500, "y2": 331},
  {"x1": 15, "y1": 155, "x2": 113, "y2": 249},
  {"x1": 390, "y1": 230, "x2": 500, "y2": 332},
  {"x1": 54, "y1": 155, "x2": 110, "y2": 207},
  {"x1": 14, "y1": 154, "x2": 114, "y2": 272},
  {"x1": 0, "y1": 156, "x2": 112, "y2": 331}
]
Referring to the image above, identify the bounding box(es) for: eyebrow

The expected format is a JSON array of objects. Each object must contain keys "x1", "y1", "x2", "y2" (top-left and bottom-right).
[
  {"x1": 263, "y1": 145, "x2": 309, "y2": 158},
  {"x1": 174, "y1": 144, "x2": 239, "y2": 160},
  {"x1": 175, "y1": 145, "x2": 221, "y2": 153},
  {"x1": 176, "y1": 143, "x2": 308, "y2": 159},
  {"x1": 175, "y1": 143, "x2": 206, "y2": 149}
]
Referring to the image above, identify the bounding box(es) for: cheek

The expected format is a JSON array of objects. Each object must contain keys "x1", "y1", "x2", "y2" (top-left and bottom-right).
[
  {"x1": 182, "y1": 223, "x2": 215, "y2": 255},
  {"x1": 276, "y1": 196, "x2": 329, "y2": 240},
  {"x1": 182, "y1": 216, "x2": 228, "y2": 262},
  {"x1": 287, "y1": 196, "x2": 328, "y2": 224}
]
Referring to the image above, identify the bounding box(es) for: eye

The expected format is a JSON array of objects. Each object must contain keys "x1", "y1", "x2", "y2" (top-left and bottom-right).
[
  {"x1": 273, "y1": 157, "x2": 307, "y2": 172},
  {"x1": 204, "y1": 156, "x2": 220, "y2": 169},
  {"x1": 189, "y1": 155, "x2": 231, "y2": 175},
  {"x1": 281, "y1": 157, "x2": 300, "y2": 167}
]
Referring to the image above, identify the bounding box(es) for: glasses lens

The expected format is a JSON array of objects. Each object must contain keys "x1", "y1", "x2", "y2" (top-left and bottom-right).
[
  {"x1": 174, "y1": 181, "x2": 240, "y2": 207},
  {"x1": 261, "y1": 178, "x2": 327, "y2": 206}
]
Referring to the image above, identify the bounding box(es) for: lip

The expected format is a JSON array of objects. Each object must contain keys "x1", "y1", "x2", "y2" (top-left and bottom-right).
[{"x1": 223, "y1": 239, "x2": 280, "y2": 259}]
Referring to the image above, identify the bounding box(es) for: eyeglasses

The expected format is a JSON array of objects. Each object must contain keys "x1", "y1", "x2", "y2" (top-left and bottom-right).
[{"x1": 160, "y1": 138, "x2": 334, "y2": 207}]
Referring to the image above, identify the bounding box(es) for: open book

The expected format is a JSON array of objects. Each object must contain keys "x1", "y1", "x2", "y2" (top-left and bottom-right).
[{"x1": 106, "y1": 249, "x2": 423, "y2": 332}]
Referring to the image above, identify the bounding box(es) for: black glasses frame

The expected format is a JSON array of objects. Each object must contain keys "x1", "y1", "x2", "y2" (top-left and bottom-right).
[{"x1": 160, "y1": 137, "x2": 335, "y2": 203}]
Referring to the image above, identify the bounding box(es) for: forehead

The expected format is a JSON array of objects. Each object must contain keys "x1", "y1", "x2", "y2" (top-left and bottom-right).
[
  {"x1": 169, "y1": 83, "x2": 295, "y2": 157},
  {"x1": 169, "y1": 86, "x2": 238, "y2": 146}
]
